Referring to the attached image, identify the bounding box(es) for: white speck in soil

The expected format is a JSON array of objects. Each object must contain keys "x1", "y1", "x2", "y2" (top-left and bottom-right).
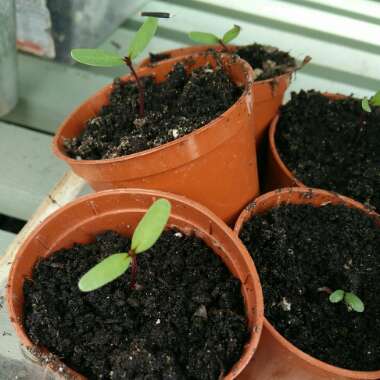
[
  {"x1": 156, "y1": 318, "x2": 161, "y2": 325},
  {"x1": 171, "y1": 129, "x2": 179, "y2": 138},
  {"x1": 194, "y1": 304, "x2": 208, "y2": 319},
  {"x1": 174, "y1": 232, "x2": 183, "y2": 238},
  {"x1": 279, "y1": 297, "x2": 292, "y2": 312}
]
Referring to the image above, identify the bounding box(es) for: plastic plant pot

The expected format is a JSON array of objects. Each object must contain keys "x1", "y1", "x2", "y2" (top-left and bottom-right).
[
  {"x1": 234, "y1": 187, "x2": 380, "y2": 380},
  {"x1": 52, "y1": 52, "x2": 259, "y2": 223},
  {"x1": 138, "y1": 44, "x2": 292, "y2": 147},
  {"x1": 265, "y1": 93, "x2": 347, "y2": 192},
  {"x1": 7, "y1": 188, "x2": 264, "y2": 380}
]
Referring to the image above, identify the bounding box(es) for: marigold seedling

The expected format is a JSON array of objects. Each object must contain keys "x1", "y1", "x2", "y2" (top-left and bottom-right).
[
  {"x1": 71, "y1": 17, "x2": 158, "y2": 118},
  {"x1": 361, "y1": 90, "x2": 380, "y2": 112},
  {"x1": 188, "y1": 25, "x2": 241, "y2": 51},
  {"x1": 78, "y1": 198, "x2": 171, "y2": 292},
  {"x1": 329, "y1": 289, "x2": 364, "y2": 313}
]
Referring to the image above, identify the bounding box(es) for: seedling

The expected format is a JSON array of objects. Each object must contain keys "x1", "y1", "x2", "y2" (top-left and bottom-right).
[
  {"x1": 329, "y1": 289, "x2": 364, "y2": 313},
  {"x1": 71, "y1": 17, "x2": 158, "y2": 118},
  {"x1": 188, "y1": 25, "x2": 241, "y2": 51},
  {"x1": 78, "y1": 198, "x2": 171, "y2": 292},
  {"x1": 361, "y1": 90, "x2": 380, "y2": 112}
]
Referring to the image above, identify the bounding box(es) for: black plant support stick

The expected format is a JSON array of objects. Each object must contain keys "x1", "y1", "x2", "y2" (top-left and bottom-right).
[{"x1": 124, "y1": 56, "x2": 145, "y2": 118}]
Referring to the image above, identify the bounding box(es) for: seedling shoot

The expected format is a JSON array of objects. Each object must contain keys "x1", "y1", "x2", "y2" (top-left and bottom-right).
[
  {"x1": 329, "y1": 289, "x2": 364, "y2": 313},
  {"x1": 71, "y1": 17, "x2": 158, "y2": 118},
  {"x1": 188, "y1": 25, "x2": 241, "y2": 51},
  {"x1": 361, "y1": 90, "x2": 380, "y2": 112},
  {"x1": 78, "y1": 198, "x2": 171, "y2": 292}
]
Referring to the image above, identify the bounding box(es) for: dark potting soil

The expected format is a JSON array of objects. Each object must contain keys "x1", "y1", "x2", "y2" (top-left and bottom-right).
[
  {"x1": 64, "y1": 63, "x2": 242, "y2": 160},
  {"x1": 23, "y1": 230, "x2": 249, "y2": 380},
  {"x1": 239, "y1": 202, "x2": 380, "y2": 371},
  {"x1": 148, "y1": 43, "x2": 296, "y2": 81},
  {"x1": 235, "y1": 43, "x2": 296, "y2": 81},
  {"x1": 276, "y1": 90, "x2": 380, "y2": 212}
]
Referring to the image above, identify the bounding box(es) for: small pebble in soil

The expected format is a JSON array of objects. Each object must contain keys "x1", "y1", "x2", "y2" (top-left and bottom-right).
[
  {"x1": 64, "y1": 62, "x2": 242, "y2": 160},
  {"x1": 276, "y1": 90, "x2": 380, "y2": 212},
  {"x1": 23, "y1": 230, "x2": 249, "y2": 379},
  {"x1": 240, "y1": 203, "x2": 380, "y2": 371}
]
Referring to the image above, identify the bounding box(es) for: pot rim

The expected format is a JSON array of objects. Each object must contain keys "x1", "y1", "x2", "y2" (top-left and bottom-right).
[
  {"x1": 235, "y1": 187, "x2": 380, "y2": 378},
  {"x1": 8, "y1": 188, "x2": 264, "y2": 380},
  {"x1": 52, "y1": 51, "x2": 254, "y2": 166},
  {"x1": 269, "y1": 92, "x2": 353, "y2": 188}
]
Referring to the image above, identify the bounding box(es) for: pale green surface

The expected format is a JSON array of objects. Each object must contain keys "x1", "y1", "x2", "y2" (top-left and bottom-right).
[
  {"x1": 71, "y1": 49, "x2": 125, "y2": 67},
  {"x1": 2, "y1": 54, "x2": 112, "y2": 134},
  {"x1": 129, "y1": 0, "x2": 380, "y2": 95},
  {"x1": 79, "y1": 253, "x2": 132, "y2": 292},
  {"x1": 3, "y1": 0, "x2": 379, "y2": 134},
  {"x1": 127, "y1": 16, "x2": 158, "y2": 59},
  {"x1": 0, "y1": 230, "x2": 14, "y2": 256},
  {"x1": 0, "y1": 121, "x2": 66, "y2": 220},
  {"x1": 131, "y1": 199, "x2": 171, "y2": 254}
]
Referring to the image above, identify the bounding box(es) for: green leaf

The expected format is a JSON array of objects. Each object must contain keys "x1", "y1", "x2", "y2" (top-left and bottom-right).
[
  {"x1": 222, "y1": 25, "x2": 241, "y2": 44},
  {"x1": 131, "y1": 199, "x2": 171, "y2": 254},
  {"x1": 344, "y1": 292, "x2": 365, "y2": 313},
  {"x1": 71, "y1": 49, "x2": 124, "y2": 67},
  {"x1": 361, "y1": 97, "x2": 371, "y2": 113},
  {"x1": 78, "y1": 253, "x2": 131, "y2": 292},
  {"x1": 188, "y1": 31, "x2": 219, "y2": 44},
  {"x1": 329, "y1": 289, "x2": 344, "y2": 303},
  {"x1": 370, "y1": 90, "x2": 380, "y2": 106},
  {"x1": 127, "y1": 17, "x2": 158, "y2": 60}
]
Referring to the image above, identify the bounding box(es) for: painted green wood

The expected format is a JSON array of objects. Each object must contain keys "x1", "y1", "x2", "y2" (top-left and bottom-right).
[
  {"x1": 0, "y1": 121, "x2": 66, "y2": 220},
  {"x1": 124, "y1": 0, "x2": 380, "y2": 95},
  {"x1": 2, "y1": 54, "x2": 112, "y2": 134},
  {"x1": 0, "y1": 230, "x2": 14, "y2": 255},
  {"x1": 3, "y1": 0, "x2": 379, "y2": 133}
]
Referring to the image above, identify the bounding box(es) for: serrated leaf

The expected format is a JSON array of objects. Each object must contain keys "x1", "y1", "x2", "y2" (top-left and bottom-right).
[
  {"x1": 78, "y1": 253, "x2": 131, "y2": 292},
  {"x1": 128, "y1": 17, "x2": 158, "y2": 60},
  {"x1": 329, "y1": 289, "x2": 344, "y2": 303},
  {"x1": 131, "y1": 199, "x2": 171, "y2": 254},
  {"x1": 345, "y1": 292, "x2": 364, "y2": 313},
  {"x1": 361, "y1": 98, "x2": 371, "y2": 113},
  {"x1": 222, "y1": 25, "x2": 241, "y2": 44},
  {"x1": 188, "y1": 31, "x2": 219, "y2": 44},
  {"x1": 71, "y1": 49, "x2": 124, "y2": 67},
  {"x1": 370, "y1": 90, "x2": 380, "y2": 106}
]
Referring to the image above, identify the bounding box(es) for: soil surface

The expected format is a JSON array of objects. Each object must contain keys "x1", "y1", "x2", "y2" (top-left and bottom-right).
[
  {"x1": 235, "y1": 43, "x2": 296, "y2": 81},
  {"x1": 23, "y1": 230, "x2": 249, "y2": 379},
  {"x1": 65, "y1": 63, "x2": 242, "y2": 160},
  {"x1": 240, "y1": 202, "x2": 380, "y2": 371},
  {"x1": 276, "y1": 90, "x2": 380, "y2": 212},
  {"x1": 147, "y1": 43, "x2": 296, "y2": 81}
]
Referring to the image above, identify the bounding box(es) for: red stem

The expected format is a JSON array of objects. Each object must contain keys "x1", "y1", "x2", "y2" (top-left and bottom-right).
[
  {"x1": 124, "y1": 56, "x2": 144, "y2": 118},
  {"x1": 218, "y1": 39, "x2": 228, "y2": 52},
  {"x1": 129, "y1": 255, "x2": 138, "y2": 289}
]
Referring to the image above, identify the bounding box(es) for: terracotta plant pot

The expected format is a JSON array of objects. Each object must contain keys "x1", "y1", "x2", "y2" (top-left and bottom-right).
[
  {"x1": 52, "y1": 52, "x2": 259, "y2": 223},
  {"x1": 265, "y1": 93, "x2": 346, "y2": 192},
  {"x1": 7, "y1": 188, "x2": 264, "y2": 379},
  {"x1": 234, "y1": 187, "x2": 380, "y2": 380},
  {"x1": 138, "y1": 44, "x2": 292, "y2": 148}
]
